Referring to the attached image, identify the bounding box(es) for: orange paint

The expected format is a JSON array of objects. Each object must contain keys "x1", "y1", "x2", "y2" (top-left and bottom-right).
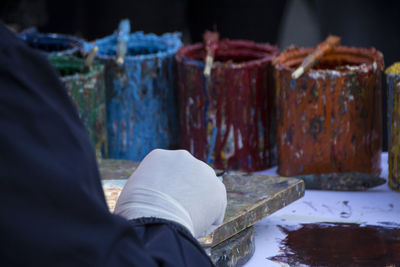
[{"x1": 274, "y1": 46, "x2": 384, "y2": 176}]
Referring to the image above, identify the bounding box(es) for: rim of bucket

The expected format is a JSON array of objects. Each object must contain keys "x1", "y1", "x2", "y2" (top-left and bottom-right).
[
  {"x1": 273, "y1": 46, "x2": 384, "y2": 76},
  {"x1": 386, "y1": 62, "x2": 400, "y2": 76},
  {"x1": 93, "y1": 31, "x2": 182, "y2": 61},
  {"x1": 18, "y1": 33, "x2": 84, "y2": 56},
  {"x1": 175, "y1": 39, "x2": 279, "y2": 69},
  {"x1": 48, "y1": 55, "x2": 104, "y2": 81}
]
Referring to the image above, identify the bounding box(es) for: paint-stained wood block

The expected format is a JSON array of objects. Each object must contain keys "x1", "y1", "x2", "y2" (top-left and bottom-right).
[
  {"x1": 207, "y1": 226, "x2": 255, "y2": 267},
  {"x1": 99, "y1": 159, "x2": 305, "y2": 248},
  {"x1": 99, "y1": 159, "x2": 139, "y2": 180}
]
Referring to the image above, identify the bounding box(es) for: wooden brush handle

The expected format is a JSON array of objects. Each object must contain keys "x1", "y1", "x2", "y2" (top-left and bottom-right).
[
  {"x1": 203, "y1": 31, "x2": 219, "y2": 76},
  {"x1": 292, "y1": 35, "x2": 341, "y2": 79}
]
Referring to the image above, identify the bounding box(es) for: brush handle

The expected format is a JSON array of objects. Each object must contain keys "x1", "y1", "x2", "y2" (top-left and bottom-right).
[
  {"x1": 84, "y1": 45, "x2": 98, "y2": 70},
  {"x1": 292, "y1": 35, "x2": 341, "y2": 79},
  {"x1": 116, "y1": 19, "x2": 131, "y2": 65},
  {"x1": 203, "y1": 31, "x2": 219, "y2": 77}
]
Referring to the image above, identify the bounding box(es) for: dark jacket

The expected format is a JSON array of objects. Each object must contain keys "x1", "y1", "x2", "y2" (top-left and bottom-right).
[{"x1": 0, "y1": 22, "x2": 214, "y2": 267}]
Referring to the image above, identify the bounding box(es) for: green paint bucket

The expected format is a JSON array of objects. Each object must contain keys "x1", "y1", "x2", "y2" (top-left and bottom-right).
[{"x1": 49, "y1": 55, "x2": 107, "y2": 158}]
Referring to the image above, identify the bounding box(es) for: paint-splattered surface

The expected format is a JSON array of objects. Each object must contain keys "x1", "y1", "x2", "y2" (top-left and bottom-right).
[
  {"x1": 99, "y1": 159, "x2": 304, "y2": 248},
  {"x1": 49, "y1": 56, "x2": 107, "y2": 158},
  {"x1": 274, "y1": 46, "x2": 384, "y2": 176},
  {"x1": 269, "y1": 222, "x2": 400, "y2": 266},
  {"x1": 91, "y1": 32, "x2": 182, "y2": 161},
  {"x1": 18, "y1": 33, "x2": 84, "y2": 56},
  {"x1": 386, "y1": 63, "x2": 400, "y2": 192},
  {"x1": 245, "y1": 152, "x2": 400, "y2": 267},
  {"x1": 176, "y1": 40, "x2": 279, "y2": 172}
]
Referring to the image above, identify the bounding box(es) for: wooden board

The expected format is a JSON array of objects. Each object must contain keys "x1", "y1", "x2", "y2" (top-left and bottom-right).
[
  {"x1": 99, "y1": 159, "x2": 305, "y2": 247},
  {"x1": 208, "y1": 226, "x2": 255, "y2": 267}
]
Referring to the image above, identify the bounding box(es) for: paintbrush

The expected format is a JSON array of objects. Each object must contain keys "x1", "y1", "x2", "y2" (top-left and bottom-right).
[
  {"x1": 294, "y1": 172, "x2": 386, "y2": 191},
  {"x1": 291, "y1": 35, "x2": 341, "y2": 79},
  {"x1": 203, "y1": 30, "x2": 219, "y2": 77},
  {"x1": 83, "y1": 45, "x2": 98, "y2": 72},
  {"x1": 116, "y1": 19, "x2": 130, "y2": 66}
]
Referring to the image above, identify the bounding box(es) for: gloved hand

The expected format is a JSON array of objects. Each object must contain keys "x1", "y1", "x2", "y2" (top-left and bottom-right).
[{"x1": 114, "y1": 149, "x2": 227, "y2": 238}]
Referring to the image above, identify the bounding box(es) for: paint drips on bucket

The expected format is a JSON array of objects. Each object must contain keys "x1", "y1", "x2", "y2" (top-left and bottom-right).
[
  {"x1": 274, "y1": 46, "x2": 384, "y2": 176},
  {"x1": 49, "y1": 55, "x2": 107, "y2": 158},
  {"x1": 386, "y1": 62, "x2": 400, "y2": 192},
  {"x1": 91, "y1": 31, "x2": 182, "y2": 161},
  {"x1": 176, "y1": 40, "x2": 278, "y2": 171}
]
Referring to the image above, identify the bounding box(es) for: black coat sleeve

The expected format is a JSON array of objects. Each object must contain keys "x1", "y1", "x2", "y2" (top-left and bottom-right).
[{"x1": 0, "y1": 22, "x2": 214, "y2": 267}]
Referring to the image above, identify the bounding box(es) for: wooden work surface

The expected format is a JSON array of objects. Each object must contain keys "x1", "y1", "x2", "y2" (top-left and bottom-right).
[{"x1": 99, "y1": 159, "x2": 305, "y2": 248}]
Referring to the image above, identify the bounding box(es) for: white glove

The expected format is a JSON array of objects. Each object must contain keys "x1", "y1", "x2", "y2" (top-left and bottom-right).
[{"x1": 114, "y1": 149, "x2": 227, "y2": 238}]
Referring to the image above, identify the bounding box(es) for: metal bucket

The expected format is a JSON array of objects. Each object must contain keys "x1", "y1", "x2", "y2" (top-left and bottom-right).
[
  {"x1": 49, "y1": 55, "x2": 107, "y2": 158},
  {"x1": 92, "y1": 32, "x2": 182, "y2": 161},
  {"x1": 274, "y1": 46, "x2": 384, "y2": 176},
  {"x1": 19, "y1": 33, "x2": 84, "y2": 56},
  {"x1": 386, "y1": 63, "x2": 400, "y2": 192},
  {"x1": 176, "y1": 40, "x2": 278, "y2": 171}
]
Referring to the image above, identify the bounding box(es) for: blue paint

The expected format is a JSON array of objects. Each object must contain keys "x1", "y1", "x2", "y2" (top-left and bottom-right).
[
  {"x1": 18, "y1": 33, "x2": 84, "y2": 56},
  {"x1": 201, "y1": 70, "x2": 210, "y2": 132},
  {"x1": 207, "y1": 126, "x2": 218, "y2": 164},
  {"x1": 89, "y1": 31, "x2": 182, "y2": 161},
  {"x1": 290, "y1": 79, "x2": 296, "y2": 91},
  {"x1": 102, "y1": 180, "x2": 127, "y2": 187}
]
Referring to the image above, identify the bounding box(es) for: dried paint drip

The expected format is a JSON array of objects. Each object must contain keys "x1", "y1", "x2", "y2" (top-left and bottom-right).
[
  {"x1": 49, "y1": 56, "x2": 107, "y2": 158},
  {"x1": 269, "y1": 223, "x2": 400, "y2": 266},
  {"x1": 176, "y1": 40, "x2": 278, "y2": 171},
  {"x1": 274, "y1": 46, "x2": 384, "y2": 176},
  {"x1": 19, "y1": 33, "x2": 84, "y2": 56},
  {"x1": 90, "y1": 32, "x2": 182, "y2": 161},
  {"x1": 386, "y1": 63, "x2": 400, "y2": 192}
]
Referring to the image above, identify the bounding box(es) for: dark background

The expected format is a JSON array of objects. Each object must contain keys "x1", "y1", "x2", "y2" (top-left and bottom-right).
[{"x1": 1, "y1": 0, "x2": 400, "y2": 150}]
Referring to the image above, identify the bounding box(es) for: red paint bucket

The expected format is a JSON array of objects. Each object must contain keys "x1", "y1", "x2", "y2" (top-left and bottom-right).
[
  {"x1": 274, "y1": 46, "x2": 384, "y2": 176},
  {"x1": 176, "y1": 40, "x2": 278, "y2": 171}
]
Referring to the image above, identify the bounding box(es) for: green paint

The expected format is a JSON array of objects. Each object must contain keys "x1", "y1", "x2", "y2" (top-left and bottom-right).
[{"x1": 49, "y1": 55, "x2": 107, "y2": 158}]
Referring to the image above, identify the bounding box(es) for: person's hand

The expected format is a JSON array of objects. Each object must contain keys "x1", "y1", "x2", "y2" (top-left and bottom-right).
[{"x1": 114, "y1": 149, "x2": 227, "y2": 238}]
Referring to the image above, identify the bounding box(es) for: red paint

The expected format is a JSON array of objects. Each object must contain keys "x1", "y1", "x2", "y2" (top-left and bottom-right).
[{"x1": 176, "y1": 40, "x2": 278, "y2": 171}]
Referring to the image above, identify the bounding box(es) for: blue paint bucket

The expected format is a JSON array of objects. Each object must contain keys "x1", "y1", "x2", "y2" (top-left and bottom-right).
[
  {"x1": 90, "y1": 31, "x2": 182, "y2": 161},
  {"x1": 18, "y1": 33, "x2": 84, "y2": 56}
]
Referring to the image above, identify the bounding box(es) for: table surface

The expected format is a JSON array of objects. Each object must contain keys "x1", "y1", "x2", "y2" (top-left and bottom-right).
[{"x1": 245, "y1": 152, "x2": 400, "y2": 267}]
